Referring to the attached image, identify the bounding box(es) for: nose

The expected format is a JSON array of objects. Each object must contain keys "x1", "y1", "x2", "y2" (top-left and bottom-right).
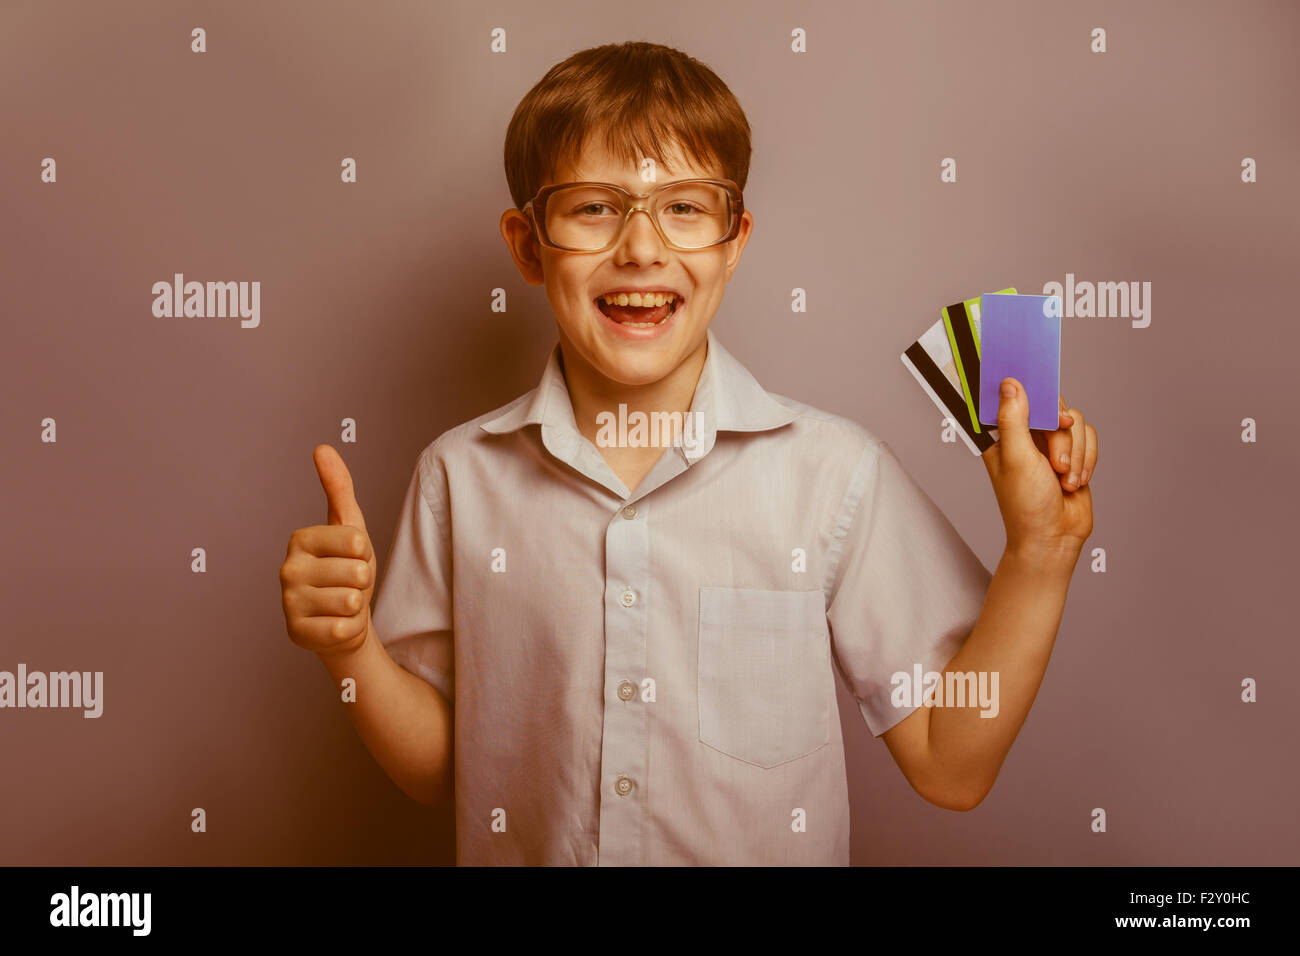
[{"x1": 614, "y1": 205, "x2": 668, "y2": 263}]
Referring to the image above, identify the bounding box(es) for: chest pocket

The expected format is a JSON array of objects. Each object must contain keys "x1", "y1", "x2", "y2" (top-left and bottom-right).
[{"x1": 697, "y1": 587, "x2": 832, "y2": 769}]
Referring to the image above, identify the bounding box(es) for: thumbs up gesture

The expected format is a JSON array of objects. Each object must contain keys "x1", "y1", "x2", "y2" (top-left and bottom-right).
[{"x1": 279, "y1": 445, "x2": 379, "y2": 657}]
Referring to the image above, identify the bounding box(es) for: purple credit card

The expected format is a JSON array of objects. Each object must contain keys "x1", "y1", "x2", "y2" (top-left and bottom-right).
[{"x1": 978, "y1": 293, "x2": 1061, "y2": 431}]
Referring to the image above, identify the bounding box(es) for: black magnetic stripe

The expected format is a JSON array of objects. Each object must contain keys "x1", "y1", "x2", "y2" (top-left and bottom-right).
[
  {"x1": 946, "y1": 300, "x2": 982, "y2": 419},
  {"x1": 904, "y1": 341, "x2": 995, "y2": 452}
]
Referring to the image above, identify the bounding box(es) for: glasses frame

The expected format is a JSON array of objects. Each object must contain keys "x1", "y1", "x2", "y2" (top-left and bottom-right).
[{"x1": 523, "y1": 178, "x2": 744, "y2": 253}]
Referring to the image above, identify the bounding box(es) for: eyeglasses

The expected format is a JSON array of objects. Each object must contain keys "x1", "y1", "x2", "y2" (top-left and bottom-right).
[{"x1": 523, "y1": 178, "x2": 744, "y2": 253}]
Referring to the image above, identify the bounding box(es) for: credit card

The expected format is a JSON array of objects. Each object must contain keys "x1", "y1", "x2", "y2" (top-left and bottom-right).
[
  {"x1": 901, "y1": 321, "x2": 998, "y2": 456},
  {"x1": 941, "y1": 287, "x2": 1016, "y2": 434},
  {"x1": 977, "y1": 293, "x2": 1062, "y2": 431}
]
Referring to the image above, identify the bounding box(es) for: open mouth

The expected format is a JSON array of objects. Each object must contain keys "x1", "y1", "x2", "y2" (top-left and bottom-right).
[{"x1": 594, "y1": 292, "x2": 683, "y2": 328}]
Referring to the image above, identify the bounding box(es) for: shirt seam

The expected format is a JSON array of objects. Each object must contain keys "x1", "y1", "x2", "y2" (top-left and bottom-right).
[
  {"x1": 415, "y1": 450, "x2": 451, "y2": 549},
  {"x1": 410, "y1": 450, "x2": 454, "y2": 703},
  {"x1": 822, "y1": 438, "x2": 881, "y2": 603}
]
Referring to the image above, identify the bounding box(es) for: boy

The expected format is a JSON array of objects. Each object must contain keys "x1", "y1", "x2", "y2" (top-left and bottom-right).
[{"x1": 279, "y1": 41, "x2": 1098, "y2": 865}]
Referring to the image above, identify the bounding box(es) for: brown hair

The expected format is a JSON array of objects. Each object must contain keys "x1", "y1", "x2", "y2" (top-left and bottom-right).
[{"x1": 503, "y1": 41, "x2": 752, "y2": 209}]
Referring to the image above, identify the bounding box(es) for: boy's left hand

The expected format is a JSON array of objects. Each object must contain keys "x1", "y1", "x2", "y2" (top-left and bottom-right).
[{"x1": 981, "y1": 377, "x2": 1097, "y2": 556}]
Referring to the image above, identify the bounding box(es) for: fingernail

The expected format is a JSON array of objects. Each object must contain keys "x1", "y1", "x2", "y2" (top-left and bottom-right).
[
  {"x1": 1059, "y1": 453, "x2": 1069, "y2": 466},
  {"x1": 1001, "y1": 380, "x2": 1015, "y2": 398},
  {"x1": 1080, "y1": 469, "x2": 1089, "y2": 483},
  {"x1": 1068, "y1": 472, "x2": 1078, "y2": 486}
]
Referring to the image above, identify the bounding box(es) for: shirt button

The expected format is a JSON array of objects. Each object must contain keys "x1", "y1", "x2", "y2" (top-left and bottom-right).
[
  {"x1": 614, "y1": 775, "x2": 635, "y2": 797},
  {"x1": 617, "y1": 680, "x2": 636, "y2": 701},
  {"x1": 619, "y1": 588, "x2": 637, "y2": 607},
  {"x1": 621, "y1": 503, "x2": 638, "y2": 519}
]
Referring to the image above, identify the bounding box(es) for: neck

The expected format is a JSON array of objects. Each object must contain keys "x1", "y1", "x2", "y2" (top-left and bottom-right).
[{"x1": 559, "y1": 335, "x2": 709, "y2": 448}]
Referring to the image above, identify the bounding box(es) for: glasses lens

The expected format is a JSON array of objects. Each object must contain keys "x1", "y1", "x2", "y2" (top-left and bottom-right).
[
  {"x1": 545, "y1": 185, "x2": 624, "y2": 251},
  {"x1": 544, "y1": 183, "x2": 732, "y2": 251},
  {"x1": 657, "y1": 182, "x2": 732, "y2": 249}
]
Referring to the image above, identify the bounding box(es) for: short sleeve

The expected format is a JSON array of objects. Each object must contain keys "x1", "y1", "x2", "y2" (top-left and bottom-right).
[
  {"x1": 825, "y1": 439, "x2": 991, "y2": 737},
  {"x1": 371, "y1": 450, "x2": 455, "y2": 703}
]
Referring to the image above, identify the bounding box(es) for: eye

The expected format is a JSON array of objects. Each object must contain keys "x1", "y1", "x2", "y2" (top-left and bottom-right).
[
  {"x1": 666, "y1": 202, "x2": 703, "y2": 215},
  {"x1": 574, "y1": 202, "x2": 616, "y2": 216}
]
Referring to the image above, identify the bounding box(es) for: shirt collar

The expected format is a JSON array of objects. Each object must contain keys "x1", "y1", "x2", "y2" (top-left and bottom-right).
[{"x1": 478, "y1": 326, "x2": 799, "y2": 463}]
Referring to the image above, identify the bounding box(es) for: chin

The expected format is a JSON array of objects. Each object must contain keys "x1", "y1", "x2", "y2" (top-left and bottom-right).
[
  {"x1": 561, "y1": 309, "x2": 692, "y2": 378},
  {"x1": 589, "y1": 347, "x2": 679, "y2": 387}
]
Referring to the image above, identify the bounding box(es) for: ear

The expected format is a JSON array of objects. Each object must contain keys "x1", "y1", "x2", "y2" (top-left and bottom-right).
[
  {"x1": 500, "y1": 208, "x2": 546, "y2": 286},
  {"x1": 723, "y1": 209, "x2": 754, "y2": 281}
]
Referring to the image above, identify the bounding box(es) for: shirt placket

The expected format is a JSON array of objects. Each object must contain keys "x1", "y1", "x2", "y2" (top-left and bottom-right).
[{"x1": 596, "y1": 495, "x2": 650, "y2": 865}]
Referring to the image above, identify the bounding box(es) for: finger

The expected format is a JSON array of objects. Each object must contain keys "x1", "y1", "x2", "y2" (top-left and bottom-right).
[
  {"x1": 1046, "y1": 414, "x2": 1075, "y2": 475},
  {"x1": 314, "y1": 444, "x2": 368, "y2": 532},
  {"x1": 297, "y1": 555, "x2": 373, "y2": 589},
  {"x1": 1080, "y1": 424, "x2": 1098, "y2": 484},
  {"x1": 1057, "y1": 394, "x2": 1074, "y2": 425},
  {"x1": 1064, "y1": 407, "x2": 1088, "y2": 489},
  {"x1": 300, "y1": 586, "x2": 369, "y2": 618},
  {"x1": 293, "y1": 524, "x2": 373, "y2": 561},
  {"x1": 289, "y1": 612, "x2": 368, "y2": 650},
  {"x1": 994, "y1": 378, "x2": 1036, "y2": 465}
]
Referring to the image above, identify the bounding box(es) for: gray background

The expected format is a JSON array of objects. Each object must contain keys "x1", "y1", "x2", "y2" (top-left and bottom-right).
[{"x1": 1, "y1": 0, "x2": 1297, "y2": 864}]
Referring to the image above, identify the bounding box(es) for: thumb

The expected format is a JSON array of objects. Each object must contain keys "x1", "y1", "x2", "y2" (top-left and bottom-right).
[
  {"x1": 313, "y1": 444, "x2": 367, "y2": 532},
  {"x1": 994, "y1": 378, "x2": 1036, "y2": 465}
]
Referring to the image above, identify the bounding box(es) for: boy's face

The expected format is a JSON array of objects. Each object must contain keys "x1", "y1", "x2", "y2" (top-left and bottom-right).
[{"x1": 501, "y1": 137, "x2": 753, "y2": 390}]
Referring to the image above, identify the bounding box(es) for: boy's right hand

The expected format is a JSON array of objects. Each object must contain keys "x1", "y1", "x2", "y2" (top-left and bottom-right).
[{"x1": 279, "y1": 444, "x2": 378, "y2": 657}]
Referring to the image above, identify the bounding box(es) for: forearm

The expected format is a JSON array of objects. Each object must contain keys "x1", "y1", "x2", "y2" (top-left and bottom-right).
[
  {"x1": 316, "y1": 622, "x2": 453, "y2": 807},
  {"x1": 925, "y1": 542, "x2": 1078, "y2": 806}
]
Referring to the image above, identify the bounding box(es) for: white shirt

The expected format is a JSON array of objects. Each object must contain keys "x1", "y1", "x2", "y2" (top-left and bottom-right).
[{"x1": 372, "y1": 327, "x2": 992, "y2": 865}]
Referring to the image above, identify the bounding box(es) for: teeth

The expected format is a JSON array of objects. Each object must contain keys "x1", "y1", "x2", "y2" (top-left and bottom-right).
[
  {"x1": 602, "y1": 292, "x2": 676, "y2": 307},
  {"x1": 620, "y1": 314, "x2": 671, "y2": 328},
  {"x1": 596, "y1": 291, "x2": 681, "y2": 329}
]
